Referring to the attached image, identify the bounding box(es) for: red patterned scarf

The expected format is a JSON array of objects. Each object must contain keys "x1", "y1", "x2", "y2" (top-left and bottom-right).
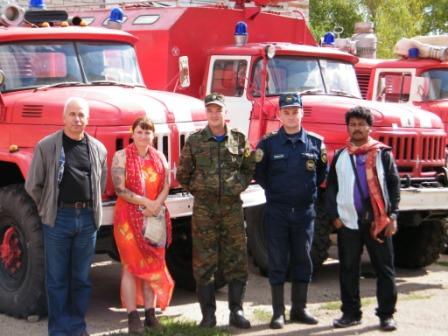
[
  {"x1": 346, "y1": 137, "x2": 390, "y2": 239},
  {"x1": 125, "y1": 143, "x2": 172, "y2": 261}
]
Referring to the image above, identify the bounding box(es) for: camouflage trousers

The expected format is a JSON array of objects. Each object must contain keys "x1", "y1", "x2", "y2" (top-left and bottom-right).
[{"x1": 192, "y1": 198, "x2": 248, "y2": 286}]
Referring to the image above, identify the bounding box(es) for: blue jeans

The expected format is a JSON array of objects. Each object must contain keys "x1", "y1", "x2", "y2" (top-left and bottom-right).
[{"x1": 43, "y1": 207, "x2": 97, "y2": 336}]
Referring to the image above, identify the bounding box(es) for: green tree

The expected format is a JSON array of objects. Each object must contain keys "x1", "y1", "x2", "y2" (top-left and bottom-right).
[
  {"x1": 420, "y1": 0, "x2": 448, "y2": 34},
  {"x1": 371, "y1": 0, "x2": 425, "y2": 58},
  {"x1": 309, "y1": 0, "x2": 363, "y2": 42}
]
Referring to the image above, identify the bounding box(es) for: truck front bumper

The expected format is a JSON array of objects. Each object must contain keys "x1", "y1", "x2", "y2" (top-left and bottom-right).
[
  {"x1": 101, "y1": 184, "x2": 266, "y2": 226},
  {"x1": 400, "y1": 187, "x2": 448, "y2": 212}
]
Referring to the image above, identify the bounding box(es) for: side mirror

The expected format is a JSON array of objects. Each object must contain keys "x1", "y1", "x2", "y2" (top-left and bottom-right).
[
  {"x1": 376, "y1": 77, "x2": 386, "y2": 101},
  {"x1": 178, "y1": 56, "x2": 190, "y2": 88},
  {"x1": 0, "y1": 70, "x2": 5, "y2": 87},
  {"x1": 413, "y1": 76, "x2": 430, "y2": 102}
]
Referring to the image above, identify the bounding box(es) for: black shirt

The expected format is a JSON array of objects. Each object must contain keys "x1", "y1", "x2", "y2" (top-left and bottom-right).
[{"x1": 59, "y1": 133, "x2": 92, "y2": 202}]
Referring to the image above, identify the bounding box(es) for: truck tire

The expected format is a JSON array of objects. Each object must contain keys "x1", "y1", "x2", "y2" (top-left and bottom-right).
[
  {"x1": 246, "y1": 198, "x2": 331, "y2": 276},
  {"x1": 0, "y1": 184, "x2": 46, "y2": 318},
  {"x1": 394, "y1": 221, "x2": 444, "y2": 268},
  {"x1": 166, "y1": 218, "x2": 225, "y2": 291},
  {"x1": 246, "y1": 204, "x2": 268, "y2": 276},
  {"x1": 311, "y1": 199, "x2": 332, "y2": 269},
  {"x1": 442, "y1": 219, "x2": 448, "y2": 255}
]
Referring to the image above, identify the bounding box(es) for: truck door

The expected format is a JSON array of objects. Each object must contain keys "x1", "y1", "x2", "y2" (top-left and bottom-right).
[
  {"x1": 374, "y1": 69, "x2": 415, "y2": 103},
  {"x1": 206, "y1": 56, "x2": 252, "y2": 135}
]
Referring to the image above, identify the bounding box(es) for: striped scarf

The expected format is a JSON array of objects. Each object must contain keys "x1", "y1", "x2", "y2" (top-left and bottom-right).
[{"x1": 346, "y1": 137, "x2": 391, "y2": 239}]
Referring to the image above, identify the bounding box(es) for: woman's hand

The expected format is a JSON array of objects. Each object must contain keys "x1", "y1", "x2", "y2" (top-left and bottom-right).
[{"x1": 142, "y1": 198, "x2": 162, "y2": 216}]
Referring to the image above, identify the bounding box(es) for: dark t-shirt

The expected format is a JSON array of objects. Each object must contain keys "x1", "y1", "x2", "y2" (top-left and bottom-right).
[{"x1": 59, "y1": 133, "x2": 91, "y2": 202}]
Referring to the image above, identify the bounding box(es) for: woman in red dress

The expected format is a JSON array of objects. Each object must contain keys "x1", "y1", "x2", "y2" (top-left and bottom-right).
[{"x1": 111, "y1": 117, "x2": 174, "y2": 334}]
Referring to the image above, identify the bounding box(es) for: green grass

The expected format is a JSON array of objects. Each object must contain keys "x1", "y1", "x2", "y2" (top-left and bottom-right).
[
  {"x1": 107, "y1": 317, "x2": 231, "y2": 336},
  {"x1": 399, "y1": 293, "x2": 432, "y2": 301},
  {"x1": 321, "y1": 297, "x2": 375, "y2": 311},
  {"x1": 436, "y1": 261, "x2": 448, "y2": 267},
  {"x1": 252, "y1": 308, "x2": 271, "y2": 323}
]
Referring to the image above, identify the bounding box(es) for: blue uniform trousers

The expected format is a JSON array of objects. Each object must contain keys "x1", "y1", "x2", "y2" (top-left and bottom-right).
[
  {"x1": 42, "y1": 207, "x2": 97, "y2": 336},
  {"x1": 264, "y1": 204, "x2": 314, "y2": 286}
]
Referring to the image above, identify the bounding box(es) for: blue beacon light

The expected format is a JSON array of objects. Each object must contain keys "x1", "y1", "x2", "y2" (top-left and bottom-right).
[
  {"x1": 29, "y1": 0, "x2": 46, "y2": 9},
  {"x1": 234, "y1": 21, "x2": 248, "y2": 47}
]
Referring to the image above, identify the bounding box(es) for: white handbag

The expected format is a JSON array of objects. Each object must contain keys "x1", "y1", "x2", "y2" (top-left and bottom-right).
[{"x1": 143, "y1": 207, "x2": 167, "y2": 247}]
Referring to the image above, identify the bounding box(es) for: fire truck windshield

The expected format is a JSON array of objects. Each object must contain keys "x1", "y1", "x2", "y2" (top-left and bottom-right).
[
  {"x1": 252, "y1": 56, "x2": 361, "y2": 98},
  {"x1": 421, "y1": 69, "x2": 448, "y2": 101},
  {"x1": 0, "y1": 41, "x2": 143, "y2": 92}
]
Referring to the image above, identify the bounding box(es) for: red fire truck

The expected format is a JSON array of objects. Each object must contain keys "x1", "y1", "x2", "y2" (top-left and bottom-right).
[
  {"x1": 355, "y1": 36, "x2": 448, "y2": 132},
  {"x1": 72, "y1": 0, "x2": 448, "y2": 276},
  {"x1": 0, "y1": 3, "x2": 266, "y2": 318}
]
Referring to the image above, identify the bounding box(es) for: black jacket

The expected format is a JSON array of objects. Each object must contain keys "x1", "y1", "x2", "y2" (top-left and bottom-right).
[{"x1": 325, "y1": 148, "x2": 400, "y2": 222}]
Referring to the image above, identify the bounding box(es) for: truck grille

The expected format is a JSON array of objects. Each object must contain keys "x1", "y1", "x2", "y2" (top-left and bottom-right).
[
  {"x1": 378, "y1": 134, "x2": 445, "y2": 176},
  {"x1": 356, "y1": 71, "x2": 371, "y2": 100}
]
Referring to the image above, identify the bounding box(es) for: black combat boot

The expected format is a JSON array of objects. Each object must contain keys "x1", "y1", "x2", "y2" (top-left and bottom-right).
[
  {"x1": 197, "y1": 283, "x2": 217, "y2": 328},
  {"x1": 270, "y1": 285, "x2": 285, "y2": 329},
  {"x1": 228, "y1": 280, "x2": 251, "y2": 329},
  {"x1": 290, "y1": 282, "x2": 318, "y2": 325}
]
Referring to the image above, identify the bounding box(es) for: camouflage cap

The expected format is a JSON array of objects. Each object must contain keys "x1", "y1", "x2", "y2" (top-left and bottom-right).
[
  {"x1": 204, "y1": 92, "x2": 225, "y2": 108},
  {"x1": 279, "y1": 93, "x2": 302, "y2": 109}
]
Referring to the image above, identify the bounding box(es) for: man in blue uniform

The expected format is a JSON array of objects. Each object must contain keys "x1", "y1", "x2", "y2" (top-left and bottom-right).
[{"x1": 254, "y1": 93, "x2": 327, "y2": 329}]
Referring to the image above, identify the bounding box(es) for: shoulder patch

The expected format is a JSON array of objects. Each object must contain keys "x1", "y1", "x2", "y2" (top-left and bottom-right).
[
  {"x1": 262, "y1": 131, "x2": 277, "y2": 140},
  {"x1": 306, "y1": 130, "x2": 324, "y2": 141}
]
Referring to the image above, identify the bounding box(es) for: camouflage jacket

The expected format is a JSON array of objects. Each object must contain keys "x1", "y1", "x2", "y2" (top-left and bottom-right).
[{"x1": 176, "y1": 125, "x2": 254, "y2": 201}]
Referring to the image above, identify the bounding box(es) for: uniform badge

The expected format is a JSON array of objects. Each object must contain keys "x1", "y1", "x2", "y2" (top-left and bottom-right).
[
  {"x1": 244, "y1": 146, "x2": 251, "y2": 158},
  {"x1": 255, "y1": 148, "x2": 264, "y2": 162},
  {"x1": 321, "y1": 148, "x2": 327, "y2": 163},
  {"x1": 306, "y1": 159, "x2": 316, "y2": 171}
]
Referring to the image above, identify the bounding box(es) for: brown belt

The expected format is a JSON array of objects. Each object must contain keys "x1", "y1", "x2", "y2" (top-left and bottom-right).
[{"x1": 58, "y1": 201, "x2": 92, "y2": 209}]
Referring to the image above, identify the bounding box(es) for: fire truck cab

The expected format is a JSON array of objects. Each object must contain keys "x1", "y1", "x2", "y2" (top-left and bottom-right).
[
  {"x1": 0, "y1": 2, "x2": 265, "y2": 319},
  {"x1": 72, "y1": 2, "x2": 448, "y2": 277}
]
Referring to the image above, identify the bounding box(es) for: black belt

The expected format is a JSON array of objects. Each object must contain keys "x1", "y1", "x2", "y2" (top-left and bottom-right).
[{"x1": 58, "y1": 200, "x2": 92, "y2": 209}]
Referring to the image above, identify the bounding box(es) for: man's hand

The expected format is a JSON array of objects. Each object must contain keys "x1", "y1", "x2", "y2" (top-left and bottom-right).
[
  {"x1": 333, "y1": 218, "x2": 344, "y2": 230},
  {"x1": 384, "y1": 218, "x2": 398, "y2": 237}
]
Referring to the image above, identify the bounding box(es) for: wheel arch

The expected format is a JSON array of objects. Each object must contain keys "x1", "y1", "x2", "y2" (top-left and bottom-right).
[{"x1": 0, "y1": 149, "x2": 33, "y2": 188}]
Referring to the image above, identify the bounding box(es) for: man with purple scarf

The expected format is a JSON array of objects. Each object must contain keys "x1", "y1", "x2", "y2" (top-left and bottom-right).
[{"x1": 325, "y1": 106, "x2": 400, "y2": 332}]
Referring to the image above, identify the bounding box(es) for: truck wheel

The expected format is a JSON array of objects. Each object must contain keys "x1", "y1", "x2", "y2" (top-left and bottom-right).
[
  {"x1": 442, "y1": 219, "x2": 448, "y2": 255},
  {"x1": 166, "y1": 218, "x2": 225, "y2": 291},
  {"x1": 394, "y1": 221, "x2": 444, "y2": 268},
  {"x1": 0, "y1": 184, "x2": 46, "y2": 318},
  {"x1": 246, "y1": 199, "x2": 331, "y2": 276},
  {"x1": 311, "y1": 199, "x2": 332, "y2": 269},
  {"x1": 246, "y1": 205, "x2": 268, "y2": 276}
]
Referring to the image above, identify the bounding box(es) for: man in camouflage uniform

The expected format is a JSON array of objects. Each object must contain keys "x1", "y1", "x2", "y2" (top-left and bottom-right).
[{"x1": 177, "y1": 93, "x2": 254, "y2": 329}]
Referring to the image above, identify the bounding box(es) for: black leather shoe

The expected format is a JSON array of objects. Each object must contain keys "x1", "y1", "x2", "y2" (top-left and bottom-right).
[
  {"x1": 290, "y1": 309, "x2": 318, "y2": 325},
  {"x1": 380, "y1": 317, "x2": 397, "y2": 331},
  {"x1": 229, "y1": 310, "x2": 251, "y2": 329},
  {"x1": 270, "y1": 314, "x2": 285, "y2": 329},
  {"x1": 199, "y1": 314, "x2": 217, "y2": 328},
  {"x1": 333, "y1": 315, "x2": 361, "y2": 328}
]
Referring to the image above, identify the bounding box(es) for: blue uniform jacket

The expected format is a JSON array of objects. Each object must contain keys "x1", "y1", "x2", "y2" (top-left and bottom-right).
[{"x1": 254, "y1": 127, "x2": 328, "y2": 209}]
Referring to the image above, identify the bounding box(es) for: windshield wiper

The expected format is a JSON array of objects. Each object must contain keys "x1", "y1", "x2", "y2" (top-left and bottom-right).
[
  {"x1": 34, "y1": 81, "x2": 85, "y2": 91},
  {"x1": 90, "y1": 80, "x2": 144, "y2": 88},
  {"x1": 299, "y1": 88, "x2": 325, "y2": 95},
  {"x1": 329, "y1": 89, "x2": 360, "y2": 99}
]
